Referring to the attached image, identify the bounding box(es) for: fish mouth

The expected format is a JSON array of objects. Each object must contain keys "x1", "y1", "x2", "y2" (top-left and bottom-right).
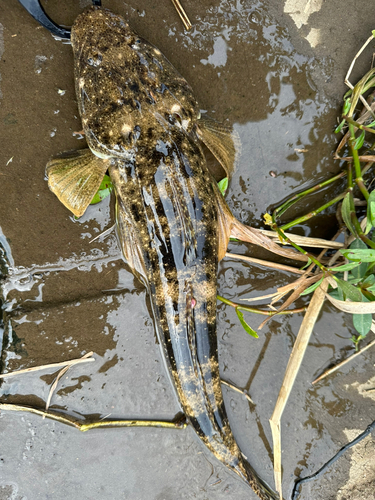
[
  {"x1": 70, "y1": 5, "x2": 134, "y2": 62},
  {"x1": 71, "y1": 5, "x2": 131, "y2": 48},
  {"x1": 17, "y1": 0, "x2": 102, "y2": 39}
]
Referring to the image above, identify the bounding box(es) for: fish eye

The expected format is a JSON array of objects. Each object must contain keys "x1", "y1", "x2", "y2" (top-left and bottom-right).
[{"x1": 173, "y1": 112, "x2": 182, "y2": 124}]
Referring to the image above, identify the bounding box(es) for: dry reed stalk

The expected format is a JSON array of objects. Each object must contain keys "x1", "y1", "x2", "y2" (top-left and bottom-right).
[
  {"x1": 0, "y1": 353, "x2": 95, "y2": 379},
  {"x1": 269, "y1": 279, "x2": 328, "y2": 497}
]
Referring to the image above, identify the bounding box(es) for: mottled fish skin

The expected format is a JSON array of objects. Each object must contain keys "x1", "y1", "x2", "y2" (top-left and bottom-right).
[
  {"x1": 71, "y1": 8, "x2": 199, "y2": 160},
  {"x1": 71, "y1": 7, "x2": 277, "y2": 500}
]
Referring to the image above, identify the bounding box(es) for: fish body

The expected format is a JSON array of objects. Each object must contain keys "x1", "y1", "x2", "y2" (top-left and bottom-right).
[{"x1": 47, "y1": 7, "x2": 277, "y2": 500}]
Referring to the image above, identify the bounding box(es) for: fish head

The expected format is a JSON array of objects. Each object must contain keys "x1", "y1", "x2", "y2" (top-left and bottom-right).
[{"x1": 71, "y1": 7, "x2": 200, "y2": 161}]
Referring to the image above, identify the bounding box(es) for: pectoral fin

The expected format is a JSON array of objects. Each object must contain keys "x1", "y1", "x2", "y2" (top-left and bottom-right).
[
  {"x1": 115, "y1": 197, "x2": 147, "y2": 283},
  {"x1": 212, "y1": 182, "x2": 309, "y2": 263},
  {"x1": 196, "y1": 117, "x2": 240, "y2": 179},
  {"x1": 46, "y1": 149, "x2": 109, "y2": 217},
  {"x1": 212, "y1": 181, "x2": 234, "y2": 261}
]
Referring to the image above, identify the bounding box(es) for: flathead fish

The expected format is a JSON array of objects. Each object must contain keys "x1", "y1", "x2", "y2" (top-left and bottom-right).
[{"x1": 46, "y1": 6, "x2": 279, "y2": 499}]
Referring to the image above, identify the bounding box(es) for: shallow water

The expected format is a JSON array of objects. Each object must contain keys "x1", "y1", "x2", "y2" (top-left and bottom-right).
[{"x1": 1, "y1": 1, "x2": 375, "y2": 499}]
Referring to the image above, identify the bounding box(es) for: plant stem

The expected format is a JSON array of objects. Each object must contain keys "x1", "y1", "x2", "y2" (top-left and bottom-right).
[
  {"x1": 217, "y1": 295, "x2": 306, "y2": 315},
  {"x1": 348, "y1": 123, "x2": 369, "y2": 200},
  {"x1": 269, "y1": 224, "x2": 328, "y2": 273},
  {"x1": 280, "y1": 191, "x2": 347, "y2": 231},
  {"x1": 273, "y1": 171, "x2": 347, "y2": 222},
  {"x1": 170, "y1": 0, "x2": 192, "y2": 30},
  {"x1": 0, "y1": 403, "x2": 188, "y2": 431},
  {"x1": 312, "y1": 338, "x2": 375, "y2": 384},
  {"x1": 347, "y1": 162, "x2": 353, "y2": 189},
  {"x1": 344, "y1": 115, "x2": 375, "y2": 135},
  {"x1": 350, "y1": 213, "x2": 375, "y2": 248}
]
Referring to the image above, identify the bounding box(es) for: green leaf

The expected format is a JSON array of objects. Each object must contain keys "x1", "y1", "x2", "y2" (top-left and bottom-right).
[
  {"x1": 341, "y1": 248, "x2": 375, "y2": 263},
  {"x1": 335, "y1": 278, "x2": 363, "y2": 301},
  {"x1": 335, "y1": 119, "x2": 346, "y2": 134},
  {"x1": 329, "y1": 261, "x2": 361, "y2": 272},
  {"x1": 329, "y1": 287, "x2": 344, "y2": 301},
  {"x1": 217, "y1": 177, "x2": 228, "y2": 196},
  {"x1": 363, "y1": 274, "x2": 375, "y2": 286},
  {"x1": 367, "y1": 190, "x2": 375, "y2": 229},
  {"x1": 90, "y1": 174, "x2": 113, "y2": 205},
  {"x1": 235, "y1": 309, "x2": 259, "y2": 338},
  {"x1": 353, "y1": 130, "x2": 365, "y2": 150},
  {"x1": 343, "y1": 98, "x2": 351, "y2": 115},
  {"x1": 300, "y1": 257, "x2": 312, "y2": 270},
  {"x1": 361, "y1": 289, "x2": 375, "y2": 301},
  {"x1": 346, "y1": 276, "x2": 362, "y2": 285},
  {"x1": 349, "y1": 239, "x2": 369, "y2": 278},
  {"x1": 367, "y1": 120, "x2": 375, "y2": 128},
  {"x1": 365, "y1": 216, "x2": 373, "y2": 235},
  {"x1": 353, "y1": 313, "x2": 373, "y2": 336},
  {"x1": 351, "y1": 334, "x2": 363, "y2": 351},
  {"x1": 341, "y1": 192, "x2": 357, "y2": 236},
  {"x1": 300, "y1": 277, "x2": 324, "y2": 296}
]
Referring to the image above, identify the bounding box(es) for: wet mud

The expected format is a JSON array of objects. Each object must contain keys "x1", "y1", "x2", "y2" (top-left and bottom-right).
[{"x1": 1, "y1": 0, "x2": 375, "y2": 499}]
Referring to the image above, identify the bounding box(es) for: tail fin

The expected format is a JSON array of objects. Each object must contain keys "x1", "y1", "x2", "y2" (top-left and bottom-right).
[{"x1": 236, "y1": 459, "x2": 279, "y2": 500}]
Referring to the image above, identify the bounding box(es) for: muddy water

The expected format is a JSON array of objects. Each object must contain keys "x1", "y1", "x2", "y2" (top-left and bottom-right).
[{"x1": 1, "y1": 1, "x2": 375, "y2": 499}]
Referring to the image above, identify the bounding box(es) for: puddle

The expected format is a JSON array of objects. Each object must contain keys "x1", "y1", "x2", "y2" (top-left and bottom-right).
[{"x1": 1, "y1": 1, "x2": 375, "y2": 499}]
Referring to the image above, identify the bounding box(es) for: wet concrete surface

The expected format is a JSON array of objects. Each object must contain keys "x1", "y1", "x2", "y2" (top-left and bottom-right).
[{"x1": 1, "y1": 0, "x2": 375, "y2": 499}]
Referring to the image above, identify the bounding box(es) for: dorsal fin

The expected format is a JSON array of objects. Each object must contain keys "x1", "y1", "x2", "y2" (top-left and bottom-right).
[{"x1": 196, "y1": 117, "x2": 240, "y2": 180}]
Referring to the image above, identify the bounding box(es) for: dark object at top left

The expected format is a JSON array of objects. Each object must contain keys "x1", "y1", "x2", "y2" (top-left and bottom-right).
[{"x1": 18, "y1": 0, "x2": 102, "y2": 39}]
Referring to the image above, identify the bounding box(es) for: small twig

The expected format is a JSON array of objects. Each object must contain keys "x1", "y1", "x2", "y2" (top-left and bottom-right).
[
  {"x1": 348, "y1": 123, "x2": 370, "y2": 200},
  {"x1": 225, "y1": 252, "x2": 304, "y2": 275},
  {"x1": 335, "y1": 95, "x2": 375, "y2": 157},
  {"x1": 312, "y1": 338, "x2": 375, "y2": 384},
  {"x1": 0, "y1": 354, "x2": 95, "y2": 379},
  {"x1": 278, "y1": 192, "x2": 347, "y2": 232},
  {"x1": 292, "y1": 419, "x2": 375, "y2": 499},
  {"x1": 267, "y1": 223, "x2": 328, "y2": 275},
  {"x1": 221, "y1": 380, "x2": 255, "y2": 405},
  {"x1": 344, "y1": 33, "x2": 375, "y2": 114},
  {"x1": 45, "y1": 365, "x2": 70, "y2": 414},
  {"x1": 217, "y1": 295, "x2": 306, "y2": 316},
  {"x1": 258, "y1": 274, "x2": 324, "y2": 330},
  {"x1": 170, "y1": 0, "x2": 192, "y2": 30},
  {"x1": 45, "y1": 352, "x2": 94, "y2": 412},
  {"x1": 271, "y1": 171, "x2": 348, "y2": 227},
  {"x1": 240, "y1": 292, "x2": 287, "y2": 304},
  {"x1": 269, "y1": 279, "x2": 329, "y2": 497},
  {"x1": 90, "y1": 224, "x2": 115, "y2": 243},
  {"x1": 343, "y1": 115, "x2": 375, "y2": 135},
  {"x1": 257, "y1": 230, "x2": 343, "y2": 329},
  {"x1": 0, "y1": 403, "x2": 187, "y2": 431},
  {"x1": 335, "y1": 154, "x2": 375, "y2": 163},
  {"x1": 259, "y1": 230, "x2": 344, "y2": 249}
]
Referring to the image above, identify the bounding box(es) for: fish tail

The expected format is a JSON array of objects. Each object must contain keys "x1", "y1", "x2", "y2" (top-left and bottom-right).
[{"x1": 236, "y1": 459, "x2": 279, "y2": 500}]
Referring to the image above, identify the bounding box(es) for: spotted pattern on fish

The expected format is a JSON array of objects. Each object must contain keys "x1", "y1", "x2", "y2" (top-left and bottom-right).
[
  {"x1": 72, "y1": 9, "x2": 199, "y2": 160},
  {"x1": 70, "y1": 7, "x2": 277, "y2": 500}
]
